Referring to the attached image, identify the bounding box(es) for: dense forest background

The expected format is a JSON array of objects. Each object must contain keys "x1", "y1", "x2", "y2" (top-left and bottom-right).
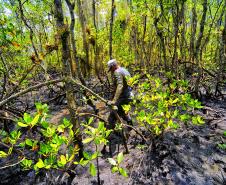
[
  {"x1": 0, "y1": 0, "x2": 225, "y2": 86},
  {"x1": 0, "y1": 0, "x2": 226, "y2": 184}
]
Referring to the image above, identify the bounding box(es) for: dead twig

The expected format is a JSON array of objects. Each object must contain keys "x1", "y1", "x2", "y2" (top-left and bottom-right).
[
  {"x1": 0, "y1": 78, "x2": 63, "y2": 107},
  {"x1": 121, "y1": 123, "x2": 147, "y2": 143},
  {"x1": 0, "y1": 141, "x2": 25, "y2": 170}
]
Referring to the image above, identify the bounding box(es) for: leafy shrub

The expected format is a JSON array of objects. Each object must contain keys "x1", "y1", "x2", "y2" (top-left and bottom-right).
[
  {"x1": 128, "y1": 74, "x2": 204, "y2": 137},
  {"x1": 0, "y1": 103, "x2": 78, "y2": 171},
  {"x1": 0, "y1": 103, "x2": 126, "y2": 183}
]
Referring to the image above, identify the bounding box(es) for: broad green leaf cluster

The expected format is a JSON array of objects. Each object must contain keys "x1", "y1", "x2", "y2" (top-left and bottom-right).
[
  {"x1": 0, "y1": 103, "x2": 77, "y2": 171},
  {"x1": 129, "y1": 74, "x2": 204, "y2": 136}
]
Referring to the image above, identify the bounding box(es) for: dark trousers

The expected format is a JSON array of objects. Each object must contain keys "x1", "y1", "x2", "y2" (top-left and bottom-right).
[{"x1": 108, "y1": 98, "x2": 132, "y2": 129}]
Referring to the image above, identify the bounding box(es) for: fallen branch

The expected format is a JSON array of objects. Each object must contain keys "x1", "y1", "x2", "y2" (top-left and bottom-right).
[
  {"x1": 122, "y1": 123, "x2": 147, "y2": 143},
  {"x1": 210, "y1": 118, "x2": 226, "y2": 125},
  {"x1": 76, "y1": 112, "x2": 107, "y2": 123},
  {"x1": 6, "y1": 64, "x2": 37, "y2": 98},
  {"x1": 203, "y1": 106, "x2": 224, "y2": 116},
  {"x1": 0, "y1": 156, "x2": 25, "y2": 170},
  {"x1": 0, "y1": 116, "x2": 15, "y2": 122},
  {"x1": 70, "y1": 77, "x2": 108, "y2": 104},
  {"x1": 0, "y1": 78, "x2": 63, "y2": 107},
  {"x1": 178, "y1": 60, "x2": 216, "y2": 78},
  {"x1": 0, "y1": 141, "x2": 25, "y2": 170}
]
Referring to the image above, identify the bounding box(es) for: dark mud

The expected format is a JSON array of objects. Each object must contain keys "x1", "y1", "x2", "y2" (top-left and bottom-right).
[{"x1": 0, "y1": 99, "x2": 226, "y2": 185}]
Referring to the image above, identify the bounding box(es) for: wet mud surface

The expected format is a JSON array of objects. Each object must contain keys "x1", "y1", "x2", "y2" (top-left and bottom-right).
[{"x1": 0, "y1": 99, "x2": 226, "y2": 185}]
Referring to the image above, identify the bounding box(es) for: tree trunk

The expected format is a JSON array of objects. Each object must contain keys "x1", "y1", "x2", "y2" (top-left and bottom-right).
[
  {"x1": 109, "y1": 0, "x2": 115, "y2": 59},
  {"x1": 219, "y1": 0, "x2": 226, "y2": 76},
  {"x1": 189, "y1": 2, "x2": 197, "y2": 66},
  {"x1": 66, "y1": 0, "x2": 98, "y2": 114},
  {"x1": 154, "y1": 16, "x2": 167, "y2": 71},
  {"x1": 179, "y1": 1, "x2": 186, "y2": 78},
  {"x1": 92, "y1": 0, "x2": 103, "y2": 83},
  {"x1": 194, "y1": 0, "x2": 208, "y2": 60},
  {"x1": 77, "y1": 0, "x2": 90, "y2": 77},
  {"x1": 65, "y1": 0, "x2": 83, "y2": 80},
  {"x1": 54, "y1": 0, "x2": 83, "y2": 157},
  {"x1": 194, "y1": 0, "x2": 208, "y2": 97},
  {"x1": 172, "y1": 0, "x2": 180, "y2": 77}
]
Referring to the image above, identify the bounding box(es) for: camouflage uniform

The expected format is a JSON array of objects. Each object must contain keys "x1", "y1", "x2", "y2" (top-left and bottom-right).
[{"x1": 108, "y1": 67, "x2": 133, "y2": 128}]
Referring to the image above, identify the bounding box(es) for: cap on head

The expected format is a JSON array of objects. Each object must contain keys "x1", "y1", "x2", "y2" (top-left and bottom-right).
[{"x1": 107, "y1": 59, "x2": 117, "y2": 71}]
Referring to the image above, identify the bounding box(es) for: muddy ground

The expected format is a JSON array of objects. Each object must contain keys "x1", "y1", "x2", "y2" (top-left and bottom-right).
[
  {"x1": 71, "y1": 99, "x2": 226, "y2": 185},
  {"x1": 0, "y1": 98, "x2": 226, "y2": 185}
]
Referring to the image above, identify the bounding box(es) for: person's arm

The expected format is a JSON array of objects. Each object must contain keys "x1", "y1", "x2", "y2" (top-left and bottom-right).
[{"x1": 112, "y1": 71, "x2": 123, "y2": 104}]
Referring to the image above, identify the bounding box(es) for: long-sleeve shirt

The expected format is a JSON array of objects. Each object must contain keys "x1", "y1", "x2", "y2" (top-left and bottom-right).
[{"x1": 112, "y1": 67, "x2": 132, "y2": 102}]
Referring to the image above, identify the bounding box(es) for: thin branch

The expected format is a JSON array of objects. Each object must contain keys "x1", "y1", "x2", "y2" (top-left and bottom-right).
[
  {"x1": 122, "y1": 122, "x2": 147, "y2": 142},
  {"x1": 0, "y1": 116, "x2": 15, "y2": 122},
  {"x1": 0, "y1": 141, "x2": 25, "y2": 170},
  {"x1": 70, "y1": 77, "x2": 108, "y2": 104},
  {"x1": 0, "y1": 156, "x2": 25, "y2": 170},
  {"x1": 6, "y1": 64, "x2": 36, "y2": 98},
  {"x1": 0, "y1": 78, "x2": 63, "y2": 107},
  {"x1": 76, "y1": 112, "x2": 107, "y2": 123},
  {"x1": 178, "y1": 60, "x2": 216, "y2": 78},
  {"x1": 0, "y1": 68, "x2": 7, "y2": 100},
  {"x1": 18, "y1": 0, "x2": 39, "y2": 58}
]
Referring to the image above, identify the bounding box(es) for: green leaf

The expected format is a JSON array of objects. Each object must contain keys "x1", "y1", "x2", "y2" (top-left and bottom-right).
[
  {"x1": 60, "y1": 155, "x2": 67, "y2": 165},
  {"x1": 91, "y1": 152, "x2": 98, "y2": 160},
  {"x1": 35, "y1": 158, "x2": 45, "y2": 168},
  {"x1": 180, "y1": 114, "x2": 191, "y2": 122},
  {"x1": 223, "y1": 131, "x2": 226, "y2": 137},
  {"x1": 35, "y1": 103, "x2": 48, "y2": 114},
  {"x1": 83, "y1": 151, "x2": 91, "y2": 160},
  {"x1": 172, "y1": 109, "x2": 179, "y2": 118},
  {"x1": 63, "y1": 118, "x2": 71, "y2": 128},
  {"x1": 19, "y1": 141, "x2": 26, "y2": 147},
  {"x1": 197, "y1": 116, "x2": 205, "y2": 124},
  {"x1": 82, "y1": 137, "x2": 94, "y2": 144},
  {"x1": 44, "y1": 165, "x2": 51, "y2": 169},
  {"x1": 23, "y1": 113, "x2": 32, "y2": 123},
  {"x1": 122, "y1": 104, "x2": 131, "y2": 113},
  {"x1": 21, "y1": 159, "x2": 33, "y2": 169},
  {"x1": 10, "y1": 130, "x2": 21, "y2": 140},
  {"x1": 117, "y1": 152, "x2": 124, "y2": 164},
  {"x1": 39, "y1": 143, "x2": 51, "y2": 155},
  {"x1": 112, "y1": 166, "x2": 118, "y2": 173},
  {"x1": 41, "y1": 121, "x2": 49, "y2": 129},
  {"x1": 69, "y1": 129, "x2": 74, "y2": 138},
  {"x1": 79, "y1": 158, "x2": 89, "y2": 166},
  {"x1": 18, "y1": 122, "x2": 28, "y2": 127},
  {"x1": 108, "y1": 158, "x2": 116, "y2": 166},
  {"x1": 89, "y1": 163, "x2": 97, "y2": 176},
  {"x1": 50, "y1": 143, "x2": 58, "y2": 149},
  {"x1": 8, "y1": 147, "x2": 13, "y2": 155},
  {"x1": 25, "y1": 139, "x2": 33, "y2": 147},
  {"x1": 192, "y1": 115, "x2": 204, "y2": 125},
  {"x1": 119, "y1": 167, "x2": 128, "y2": 177},
  {"x1": 98, "y1": 122, "x2": 105, "y2": 131},
  {"x1": 41, "y1": 127, "x2": 56, "y2": 137},
  {"x1": 0, "y1": 130, "x2": 8, "y2": 137},
  {"x1": 57, "y1": 124, "x2": 65, "y2": 133},
  {"x1": 0, "y1": 151, "x2": 8, "y2": 158},
  {"x1": 218, "y1": 143, "x2": 226, "y2": 150},
  {"x1": 106, "y1": 130, "x2": 112, "y2": 137},
  {"x1": 172, "y1": 98, "x2": 179, "y2": 104},
  {"x1": 73, "y1": 161, "x2": 79, "y2": 165},
  {"x1": 88, "y1": 117, "x2": 94, "y2": 125},
  {"x1": 68, "y1": 154, "x2": 75, "y2": 162},
  {"x1": 31, "y1": 114, "x2": 40, "y2": 127}
]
